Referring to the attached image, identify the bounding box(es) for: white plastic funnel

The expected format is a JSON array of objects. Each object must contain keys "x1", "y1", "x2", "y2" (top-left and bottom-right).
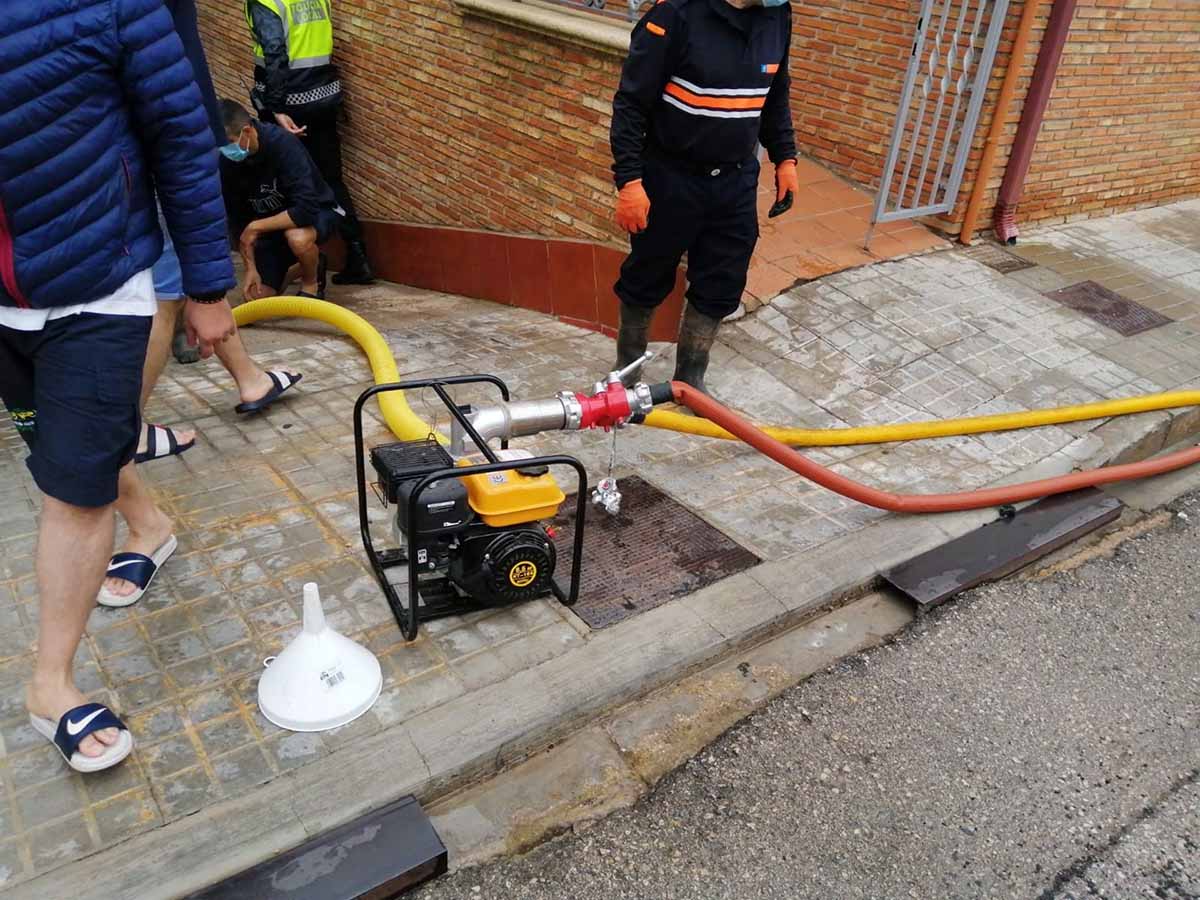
[{"x1": 257, "y1": 583, "x2": 383, "y2": 732}]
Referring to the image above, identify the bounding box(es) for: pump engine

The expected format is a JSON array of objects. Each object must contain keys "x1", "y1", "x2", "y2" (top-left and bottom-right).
[{"x1": 371, "y1": 440, "x2": 564, "y2": 607}]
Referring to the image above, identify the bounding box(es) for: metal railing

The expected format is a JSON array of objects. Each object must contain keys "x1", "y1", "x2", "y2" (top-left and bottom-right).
[{"x1": 867, "y1": 0, "x2": 1012, "y2": 246}]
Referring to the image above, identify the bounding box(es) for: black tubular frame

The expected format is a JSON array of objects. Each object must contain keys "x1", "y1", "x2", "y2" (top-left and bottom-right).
[{"x1": 354, "y1": 377, "x2": 587, "y2": 641}]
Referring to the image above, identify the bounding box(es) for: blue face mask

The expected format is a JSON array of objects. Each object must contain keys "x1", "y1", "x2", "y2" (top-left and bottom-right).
[
  {"x1": 761, "y1": 0, "x2": 788, "y2": 6},
  {"x1": 220, "y1": 143, "x2": 249, "y2": 162},
  {"x1": 220, "y1": 133, "x2": 250, "y2": 162}
]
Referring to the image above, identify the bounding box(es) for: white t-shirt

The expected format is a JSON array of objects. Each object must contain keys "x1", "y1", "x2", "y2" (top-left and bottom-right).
[{"x1": 0, "y1": 269, "x2": 157, "y2": 331}]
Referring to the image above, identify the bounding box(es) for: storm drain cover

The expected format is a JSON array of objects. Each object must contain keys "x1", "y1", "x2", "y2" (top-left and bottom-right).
[
  {"x1": 550, "y1": 476, "x2": 760, "y2": 629},
  {"x1": 1046, "y1": 281, "x2": 1172, "y2": 336},
  {"x1": 963, "y1": 242, "x2": 1038, "y2": 274}
]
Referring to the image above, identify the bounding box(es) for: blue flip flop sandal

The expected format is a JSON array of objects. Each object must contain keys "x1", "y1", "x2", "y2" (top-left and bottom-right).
[
  {"x1": 97, "y1": 534, "x2": 177, "y2": 608},
  {"x1": 134, "y1": 423, "x2": 195, "y2": 465},
  {"x1": 29, "y1": 703, "x2": 134, "y2": 773},
  {"x1": 234, "y1": 370, "x2": 303, "y2": 415}
]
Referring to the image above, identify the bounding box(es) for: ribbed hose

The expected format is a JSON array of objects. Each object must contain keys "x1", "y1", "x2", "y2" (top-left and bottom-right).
[
  {"x1": 672, "y1": 382, "x2": 1200, "y2": 513},
  {"x1": 232, "y1": 297, "x2": 439, "y2": 442}
]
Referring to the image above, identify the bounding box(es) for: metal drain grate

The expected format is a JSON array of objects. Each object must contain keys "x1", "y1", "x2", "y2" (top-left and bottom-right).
[
  {"x1": 550, "y1": 476, "x2": 760, "y2": 629},
  {"x1": 963, "y1": 242, "x2": 1038, "y2": 274},
  {"x1": 1046, "y1": 281, "x2": 1172, "y2": 337}
]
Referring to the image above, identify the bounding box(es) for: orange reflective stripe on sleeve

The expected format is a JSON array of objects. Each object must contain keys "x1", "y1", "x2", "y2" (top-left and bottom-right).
[{"x1": 647, "y1": 21, "x2": 667, "y2": 35}]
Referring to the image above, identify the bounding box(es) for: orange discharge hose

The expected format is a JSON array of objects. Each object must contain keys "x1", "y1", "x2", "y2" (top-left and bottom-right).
[{"x1": 672, "y1": 383, "x2": 1200, "y2": 514}]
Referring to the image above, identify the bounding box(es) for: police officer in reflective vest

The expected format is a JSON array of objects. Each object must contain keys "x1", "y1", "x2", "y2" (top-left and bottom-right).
[
  {"x1": 245, "y1": 0, "x2": 374, "y2": 284},
  {"x1": 610, "y1": 0, "x2": 799, "y2": 393}
]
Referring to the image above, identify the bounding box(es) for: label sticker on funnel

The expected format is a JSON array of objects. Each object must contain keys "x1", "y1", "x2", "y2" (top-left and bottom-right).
[
  {"x1": 509, "y1": 561, "x2": 538, "y2": 588},
  {"x1": 321, "y1": 668, "x2": 345, "y2": 688}
]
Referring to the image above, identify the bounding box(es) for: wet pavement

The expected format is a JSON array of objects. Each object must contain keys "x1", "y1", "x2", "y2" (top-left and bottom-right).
[{"x1": 2, "y1": 198, "x2": 1200, "y2": 892}]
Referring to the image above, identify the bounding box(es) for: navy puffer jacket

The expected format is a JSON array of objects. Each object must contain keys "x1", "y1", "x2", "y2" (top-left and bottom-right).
[{"x1": 0, "y1": 0, "x2": 235, "y2": 310}]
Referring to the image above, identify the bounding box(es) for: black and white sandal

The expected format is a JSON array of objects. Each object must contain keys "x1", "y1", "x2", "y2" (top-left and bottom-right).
[
  {"x1": 234, "y1": 370, "x2": 303, "y2": 415},
  {"x1": 29, "y1": 702, "x2": 134, "y2": 773},
  {"x1": 134, "y1": 423, "x2": 195, "y2": 464},
  {"x1": 97, "y1": 534, "x2": 177, "y2": 608}
]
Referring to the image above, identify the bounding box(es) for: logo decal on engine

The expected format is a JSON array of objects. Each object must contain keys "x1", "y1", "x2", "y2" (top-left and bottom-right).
[{"x1": 509, "y1": 561, "x2": 538, "y2": 588}]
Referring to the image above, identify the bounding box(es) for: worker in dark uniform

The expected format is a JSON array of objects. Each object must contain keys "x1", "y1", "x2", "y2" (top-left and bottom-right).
[
  {"x1": 245, "y1": 0, "x2": 375, "y2": 285},
  {"x1": 610, "y1": 0, "x2": 799, "y2": 394}
]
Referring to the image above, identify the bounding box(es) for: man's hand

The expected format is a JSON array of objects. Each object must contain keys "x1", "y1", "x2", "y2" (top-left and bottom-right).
[
  {"x1": 241, "y1": 269, "x2": 266, "y2": 301},
  {"x1": 183, "y1": 299, "x2": 236, "y2": 360},
  {"x1": 775, "y1": 159, "x2": 799, "y2": 205},
  {"x1": 616, "y1": 180, "x2": 651, "y2": 234},
  {"x1": 273, "y1": 112, "x2": 307, "y2": 136}
]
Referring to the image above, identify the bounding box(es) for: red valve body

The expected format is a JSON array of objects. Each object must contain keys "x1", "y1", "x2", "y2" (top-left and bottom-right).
[{"x1": 576, "y1": 382, "x2": 632, "y2": 431}]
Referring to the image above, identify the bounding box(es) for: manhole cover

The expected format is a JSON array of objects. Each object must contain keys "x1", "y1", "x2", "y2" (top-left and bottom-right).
[
  {"x1": 1045, "y1": 281, "x2": 1172, "y2": 337},
  {"x1": 963, "y1": 242, "x2": 1037, "y2": 274},
  {"x1": 550, "y1": 476, "x2": 760, "y2": 629}
]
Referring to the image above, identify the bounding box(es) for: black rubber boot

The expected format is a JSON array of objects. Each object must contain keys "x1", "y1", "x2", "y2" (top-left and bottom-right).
[
  {"x1": 332, "y1": 240, "x2": 375, "y2": 285},
  {"x1": 672, "y1": 303, "x2": 722, "y2": 396},
  {"x1": 613, "y1": 301, "x2": 656, "y2": 384}
]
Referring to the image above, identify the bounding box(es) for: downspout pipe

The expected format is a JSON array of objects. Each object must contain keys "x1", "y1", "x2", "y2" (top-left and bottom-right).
[
  {"x1": 993, "y1": 0, "x2": 1079, "y2": 244},
  {"x1": 959, "y1": 0, "x2": 1042, "y2": 244}
]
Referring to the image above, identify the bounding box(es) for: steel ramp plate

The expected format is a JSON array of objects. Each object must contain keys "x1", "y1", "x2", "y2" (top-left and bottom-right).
[
  {"x1": 883, "y1": 489, "x2": 1123, "y2": 611},
  {"x1": 190, "y1": 795, "x2": 447, "y2": 899}
]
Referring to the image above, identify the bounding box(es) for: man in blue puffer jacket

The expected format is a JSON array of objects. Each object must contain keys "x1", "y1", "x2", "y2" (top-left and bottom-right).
[{"x1": 0, "y1": 0, "x2": 238, "y2": 772}]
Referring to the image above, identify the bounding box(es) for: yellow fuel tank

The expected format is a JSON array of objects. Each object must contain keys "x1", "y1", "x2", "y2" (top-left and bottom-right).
[{"x1": 457, "y1": 456, "x2": 565, "y2": 527}]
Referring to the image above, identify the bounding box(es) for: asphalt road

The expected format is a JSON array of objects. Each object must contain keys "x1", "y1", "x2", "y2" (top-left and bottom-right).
[{"x1": 418, "y1": 493, "x2": 1200, "y2": 900}]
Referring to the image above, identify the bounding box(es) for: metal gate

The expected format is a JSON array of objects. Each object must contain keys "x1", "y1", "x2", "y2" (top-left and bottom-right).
[{"x1": 867, "y1": 0, "x2": 1011, "y2": 245}]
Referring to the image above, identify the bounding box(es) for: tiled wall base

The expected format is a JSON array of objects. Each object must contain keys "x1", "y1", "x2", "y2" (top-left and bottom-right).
[{"x1": 357, "y1": 222, "x2": 687, "y2": 343}]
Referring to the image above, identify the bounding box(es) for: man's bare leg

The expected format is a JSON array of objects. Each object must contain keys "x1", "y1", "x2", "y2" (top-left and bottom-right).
[
  {"x1": 138, "y1": 299, "x2": 195, "y2": 450},
  {"x1": 212, "y1": 331, "x2": 276, "y2": 406},
  {"x1": 102, "y1": 463, "x2": 174, "y2": 599},
  {"x1": 25, "y1": 497, "x2": 120, "y2": 757},
  {"x1": 285, "y1": 227, "x2": 320, "y2": 294}
]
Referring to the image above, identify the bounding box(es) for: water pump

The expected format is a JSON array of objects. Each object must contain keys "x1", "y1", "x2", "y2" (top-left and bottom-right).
[{"x1": 354, "y1": 358, "x2": 672, "y2": 639}]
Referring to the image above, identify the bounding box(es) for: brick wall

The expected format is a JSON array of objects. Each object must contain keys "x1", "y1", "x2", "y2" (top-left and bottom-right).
[
  {"x1": 197, "y1": 0, "x2": 623, "y2": 244},
  {"x1": 1007, "y1": 0, "x2": 1200, "y2": 229},
  {"x1": 789, "y1": 0, "x2": 1200, "y2": 235},
  {"x1": 197, "y1": 0, "x2": 1200, "y2": 247}
]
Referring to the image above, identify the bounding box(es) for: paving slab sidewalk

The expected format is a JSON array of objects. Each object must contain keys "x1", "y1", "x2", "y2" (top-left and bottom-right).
[{"x1": 2, "y1": 199, "x2": 1200, "y2": 896}]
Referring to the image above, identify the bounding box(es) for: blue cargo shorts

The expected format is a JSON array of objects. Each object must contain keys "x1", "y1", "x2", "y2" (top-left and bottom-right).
[{"x1": 0, "y1": 313, "x2": 150, "y2": 507}]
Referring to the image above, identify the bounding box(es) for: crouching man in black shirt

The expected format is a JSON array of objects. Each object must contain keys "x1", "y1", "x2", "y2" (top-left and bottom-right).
[{"x1": 218, "y1": 99, "x2": 344, "y2": 300}]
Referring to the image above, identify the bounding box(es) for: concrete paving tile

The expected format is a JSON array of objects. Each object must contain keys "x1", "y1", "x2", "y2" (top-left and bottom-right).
[
  {"x1": 211, "y1": 745, "x2": 276, "y2": 796},
  {"x1": 128, "y1": 704, "x2": 186, "y2": 744},
  {"x1": 151, "y1": 765, "x2": 221, "y2": 821},
  {"x1": 0, "y1": 839, "x2": 25, "y2": 889},
  {"x1": 81, "y1": 756, "x2": 150, "y2": 805},
  {"x1": 15, "y1": 775, "x2": 87, "y2": 829},
  {"x1": 92, "y1": 787, "x2": 161, "y2": 846},
  {"x1": 27, "y1": 814, "x2": 94, "y2": 872},
  {"x1": 0, "y1": 717, "x2": 41, "y2": 758},
  {"x1": 7, "y1": 745, "x2": 68, "y2": 792},
  {"x1": 372, "y1": 667, "x2": 465, "y2": 728}
]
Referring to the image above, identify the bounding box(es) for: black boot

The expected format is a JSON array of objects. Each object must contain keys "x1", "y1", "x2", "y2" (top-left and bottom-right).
[
  {"x1": 672, "y1": 303, "x2": 722, "y2": 395},
  {"x1": 614, "y1": 301, "x2": 656, "y2": 384},
  {"x1": 332, "y1": 240, "x2": 375, "y2": 285}
]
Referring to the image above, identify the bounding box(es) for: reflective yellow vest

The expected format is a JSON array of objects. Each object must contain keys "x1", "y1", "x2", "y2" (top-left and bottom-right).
[{"x1": 246, "y1": 0, "x2": 334, "y2": 69}]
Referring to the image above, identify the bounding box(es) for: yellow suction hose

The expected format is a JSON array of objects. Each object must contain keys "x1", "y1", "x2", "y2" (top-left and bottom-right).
[
  {"x1": 232, "y1": 296, "x2": 439, "y2": 442},
  {"x1": 233, "y1": 296, "x2": 1200, "y2": 448},
  {"x1": 642, "y1": 392, "x2": 1200, "y2": 446}
]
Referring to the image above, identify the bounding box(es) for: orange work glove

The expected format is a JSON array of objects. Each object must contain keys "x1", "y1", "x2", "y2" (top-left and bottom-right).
[
  {"x1": 774, "y1": 159, "x2": 799, "y2": 204},
  {"x1": 616, "y1": 179, "x2": 651, "y2": 234}
]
